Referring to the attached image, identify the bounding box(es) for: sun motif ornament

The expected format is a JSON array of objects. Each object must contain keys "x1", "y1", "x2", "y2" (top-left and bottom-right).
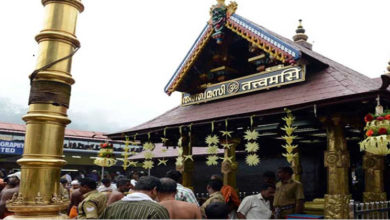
[
  {"x1": 281, "y1": 109, "x2": 299, "y2": 163},
  {"x1": 245, "y1": 142, "x2": 259, "y2": 153},
  {"x1": 244, "y1": 130, "x2": 259, "y2": 141},
  {"x1": 359, "y1": 101, "x2": 390, "y2": 155},
  {"x1": 128, "y1": 161, "x2": 138, "y2": 167},
  {"x1": 207, "y1": 145, "x2": 219, "y2": 154},
  {"x1": 144, "y1": 151, "x2": 154, "y2": 160},
  {"x1": 206, "y1": 155, "x2": 219, "y2": 166},
  {"x1": 142, "y1": 160, "x2": 154, "y2": 170},
  {"x1": 158, "y1": 159, "x2": 168, "y2": 166},
  {"x1": 246, "y1": 154, "x2": 260, "y2": 166},
  {"x1": 143, "y1": 142, "x2": 155, "y2": 151},
  {"x1": 243, "y1": 116, "x2": 261, "y2": 166},
  {"x1": 206, "y1": 135, "x2": 220, "y2": 146},
  {"x1": 184, "y1": 155, "x2": 194, "y2": 161}
]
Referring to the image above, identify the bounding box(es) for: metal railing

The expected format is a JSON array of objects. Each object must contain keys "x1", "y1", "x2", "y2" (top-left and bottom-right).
[{"x1": 350, "y1": 200, "x2": 390, "y2": 219}]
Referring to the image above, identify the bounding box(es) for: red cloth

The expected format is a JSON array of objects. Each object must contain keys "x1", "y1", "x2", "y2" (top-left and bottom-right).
[{"x1": 220, "y1": 185, "x2": 241, "y2": 208}]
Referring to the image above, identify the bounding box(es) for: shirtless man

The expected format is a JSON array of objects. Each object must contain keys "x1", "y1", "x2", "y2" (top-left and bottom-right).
[
  {"x1": 106, "y1": 178, "x2": 132, "y2": 206},
  {"x1": 0, "y1": 172, "x2": 20, "y2": 218},
  {"x1": 158, "y1": 177, "x2": 201, "y2": 219}
]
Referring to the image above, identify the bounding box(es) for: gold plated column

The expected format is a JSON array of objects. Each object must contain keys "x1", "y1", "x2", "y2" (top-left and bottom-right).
[
  {"x1": 221, "y1": 138, "x2": 240, "y2": 188},
  {"x1": 177, "y1": 132, "x2": 194, "y2": 189},
  {"x1": 6, "y1": 0, "x2": 83, "y2": 218},
  {"x1": 363, "y1": 153, "x2": 387, "y2": 202},
  {"x1": 321, "y1": 115, "x2": 351, "y2": 219}
]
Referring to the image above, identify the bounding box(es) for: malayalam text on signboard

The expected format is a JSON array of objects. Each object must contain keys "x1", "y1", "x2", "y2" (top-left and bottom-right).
[{"x1": 181, "y1": 65, "x2": 305, "y2": 105}]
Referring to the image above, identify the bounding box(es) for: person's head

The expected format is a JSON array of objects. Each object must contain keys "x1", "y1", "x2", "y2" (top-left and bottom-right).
[
  {"x1": 207, "y1": 178, "x2": 223, "y2": 194},
  {"x1": 165, "y1": 169, "x2": 182, "y2": 184},
  {"x1": 205, "y1": 202, "x2": 229, "y2": 219},
  {"x1": 157, "y1": 177, "x2": 177, "y2": 199},
  {"x1": 210, "y1": 174, "x2": 223, "y2": 181},
  {"x1": 259, "y1": 183, "x2": 275, "y2": 200},
  {"x1": 71, "y1": 180, "x2": 80, "y2": 189},
  {"x1": 132, "y1": 171, "x2": 140, "y2": 180},
  {"x1": 60, "y1": 178, "x2": 68, "y2": 187},
  {"x1": 79, "y1": 178, "x2": 97, "y2": 194},
  {"x1": 117, "y1": 178, "x2": 131, "y2": 193},
  {"x1": 277, "y1": 166, "x2": 293, "y2": 181},
  {"x1": 101, "y1": 178, "x2": 111, "y2": 187},
  {"x1": 262, "y1": 171, "x2": 276, "y2": 184},
  {"x1": 134, "y1": 176, "x2": 161, "y2": 200},
  {"x1": 7, "y1": 172, "x2": 20, "y2": 187}
]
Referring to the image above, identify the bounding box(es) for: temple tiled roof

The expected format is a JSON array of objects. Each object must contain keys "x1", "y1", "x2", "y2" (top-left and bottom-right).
[
  {"x1": 128, "y1": 143, "x2": 224, "y2": 160},
  {"x1": 0, "y1": 121, "x2": 108, "y2": 140},
  {"x1": 109, "y1": 14, "x2": 383, "y2": 137}
]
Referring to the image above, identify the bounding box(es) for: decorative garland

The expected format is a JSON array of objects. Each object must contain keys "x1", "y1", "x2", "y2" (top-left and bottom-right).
[
  {"x1": 175, "y1": 126, "x2": 185, "y2": 168},
  {"x1": 360, "y1": 111, "x2": 390, "y2": 155},
  {"x1": 158, "y1": 127, "x2": 169, "y2": 166},
  {"x1": 244, "y1": 116, "x2": 260, "y2": 166},
  {"x1": 122, "y1": 136, "x2": 131, "y2": 170},
  {"x1": 281, "y1": 108, "x2": 298, "y2": 163},
  {"x1": 220, "y1": 119, "x2": 233, "y2": 163},
  {"x1": 206, "y1": 121, "x2": 220, "y2": 166},
  {"x1": 142, "y1": 132, "x2": 155, "y2": 170}
]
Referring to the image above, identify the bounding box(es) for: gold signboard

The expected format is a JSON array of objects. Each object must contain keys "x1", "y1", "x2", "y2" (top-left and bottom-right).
[{"x1": 181, "y1": 65, "x2": 305, "y2": 106}]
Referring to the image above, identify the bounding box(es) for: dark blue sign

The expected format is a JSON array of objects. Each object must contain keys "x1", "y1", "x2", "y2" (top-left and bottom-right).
[{"x1": 0, "y1": 140, "x2": 24, "y2": 155}]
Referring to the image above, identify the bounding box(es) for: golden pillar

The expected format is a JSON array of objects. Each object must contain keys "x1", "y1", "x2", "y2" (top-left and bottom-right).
[
  {"x1": 177, "y1": 132, "x2": 194, "y2": 189},
  {"x1": 221, "y1": 138, "x2": 239, "y2": 188},
  {"x1": 363, "y1": 153, "x2": 387, "y2": 202},
  {"x1": 6, "y1": 0, "x2": 83, "y2": 219},
  {"x1": 321, "y1": 115, "x2": 351, "y2": 219},
  {"x1": 291, "y1": 151, "x2": 302, "y2": 182}
]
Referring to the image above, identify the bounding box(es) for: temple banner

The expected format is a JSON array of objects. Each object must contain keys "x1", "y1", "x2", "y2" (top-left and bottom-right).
[{"x1": 182, "y1": 65, "x2": 306, "y2": 105}]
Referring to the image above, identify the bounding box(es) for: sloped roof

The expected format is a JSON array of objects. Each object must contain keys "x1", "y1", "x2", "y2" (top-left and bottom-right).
[
  {"x1": 0, "y1": 121, "x2": 108, "y2": 140},
  {"x1": 164, "y1": 13, "x2": 302, "y2": 95},
  {"x1": 128, "y1": 143, "x2": 224, "y2": 160},
  {"x1": 109, "y1": 14, "x2": 383, "y2": 137}
]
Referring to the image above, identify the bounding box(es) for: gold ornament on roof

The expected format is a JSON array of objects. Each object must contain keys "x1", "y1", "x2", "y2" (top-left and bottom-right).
[
  {"x1": 245, "y1": 142, "x2": 259, "y2": 153},
  {"x1": 184, "y1": 155, "x2": 194, "y2": 161},
  {"x1": 244, "y1": 129, "x2": 259, "y2": 141},
  {"x1": 206, "y1": 135, "x2": 220, "y2": 145},
  {"x1": 220, "y1": 130, "x2": 233, "y2": 138},
  {"x1": 158, "y1": 159, "x2": 168, "y2": 166}
]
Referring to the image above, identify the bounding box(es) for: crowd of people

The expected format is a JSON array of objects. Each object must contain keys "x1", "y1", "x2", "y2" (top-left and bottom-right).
[{"x1": 0, "y1": 166, "x2": 305, "y2": 219}]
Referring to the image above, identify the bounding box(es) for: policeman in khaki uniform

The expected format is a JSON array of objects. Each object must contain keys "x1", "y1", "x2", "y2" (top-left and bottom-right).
[
  {"x1": 78, "y1": 178, "x2": 107, "y2": 219},
  {"x1": 273, "y1": 166, "x2": 304, "y2": 219}
]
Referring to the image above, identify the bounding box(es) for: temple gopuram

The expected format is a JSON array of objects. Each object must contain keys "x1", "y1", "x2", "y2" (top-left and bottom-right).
[{"x1": 108, "y1": 1, "x2": 390, "y2": 218}]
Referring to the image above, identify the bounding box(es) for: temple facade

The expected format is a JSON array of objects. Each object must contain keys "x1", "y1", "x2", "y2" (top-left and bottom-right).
[{"x1": 108, "y1": 1, "x2": 390, "y2": 218}]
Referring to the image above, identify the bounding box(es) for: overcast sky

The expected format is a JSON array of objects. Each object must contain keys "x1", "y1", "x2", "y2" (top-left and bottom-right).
[{"x1": 1, "y1": 0, "x2": 389, "y2": 133}]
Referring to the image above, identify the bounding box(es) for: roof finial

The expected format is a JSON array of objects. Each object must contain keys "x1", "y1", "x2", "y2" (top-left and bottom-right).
[
  {"x1": 293, "y1": 19, "x2": 308, "y2": 42},
  {"x1": 380, "y1": 59, "x2": 390, "y2": 90}
]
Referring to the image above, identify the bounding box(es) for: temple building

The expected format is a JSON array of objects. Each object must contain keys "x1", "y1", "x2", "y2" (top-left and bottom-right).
[{"x1": 108, "y1": 1, "x2": 390, "y2": 218}]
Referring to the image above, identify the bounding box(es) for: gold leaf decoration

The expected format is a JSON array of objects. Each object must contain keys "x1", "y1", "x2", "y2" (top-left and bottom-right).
[
  {"x1": 281, "y1": 126, "x2": 297, "y2": 136},
  {"x1": 143, "y1": 142, "x2": 155, "y2": 151},
  {"x1": 282, "y1": 116, "x2": 295, "y2": 126},
  {"x1": 221, "y1": 156, "x2": 233, "y2": 163},
  {"x1": 246, "y1": 154, "x2": 260, "y2": 166},
  {"x1": 282, "y1": 136, "x2": 297, "y2": 145},
  {"x1": 220, "y1": 130, "x2": 233, "y2": 138},
  {"x1": 244, "y1": 130, "x2": 259, "y2": 141},
  {"x1": 142, "y1": 160, "x2": 154, "y2": 169},
  {"x1": 184, "y1": 155, "x2": 194, "y2": 161},
  {"x1": 282, "y1": 144, "x2": 298, "y2": 153},
  {"x1": 177, "y1": 137, "x2": 183, "y2": 147},
  {"x1": 245, "y1": 142, "x2": 259, "y2": 153},
  {"x1": 283, "y1": 153, "x2": 298, "y2": 163},
  {"x1": 158, "y1": 159, "x2": 168, "y2": 166},
  {"x1": 206, "y1": 155, "x2": 219, "y2": 166},
  {"x1": 221, "y1": 143, "x2": 233, "y2": 149},
  {"x1": 175, "y1": 156, "x2": 184, "y2": 166},
  {"x1": 128, "y1": 161, "x2": 138, "y2": 167},
  {"x1": 144, "y1": 151, "x2": 154, "y2": 160},
  {"x1": 177, "y1": 147, "x2": 183, "y2": 156},
  {"x1": 207, "y1": 145, "x2": 219, "y2": 154}
]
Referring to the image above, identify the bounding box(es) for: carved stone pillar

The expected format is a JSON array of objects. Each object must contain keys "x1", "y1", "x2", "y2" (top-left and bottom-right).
[
  {"x1": 221, "y1": 138, "x2": 240, "y2": 188},
  {"x1": 322, "y1": 115, "x2": 351, "y2": 219},
  {"x1": 363, "y1": 153, "x2": 387, "y2": 202},
  {"x1": 176, "y1": 132, "x2": 194, "y2": 189}
]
